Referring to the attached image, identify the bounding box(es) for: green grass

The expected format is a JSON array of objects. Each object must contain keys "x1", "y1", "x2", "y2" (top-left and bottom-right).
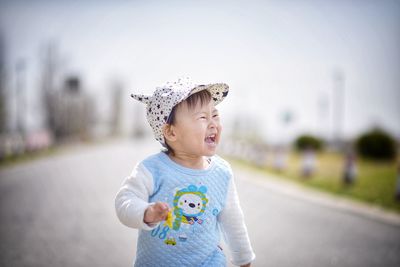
[{"x1": 228, "y1": 151, "x2": 400, "y2": 213}]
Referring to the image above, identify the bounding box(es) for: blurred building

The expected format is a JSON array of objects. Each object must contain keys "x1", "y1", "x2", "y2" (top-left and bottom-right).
[{"x1": 48, "y1": 76, "x2": 95, "y2": 141}]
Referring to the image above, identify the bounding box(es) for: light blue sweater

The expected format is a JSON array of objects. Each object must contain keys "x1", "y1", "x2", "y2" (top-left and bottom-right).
[{"x1": 135, "y1": 152, "x2": 231, "y2": 266}]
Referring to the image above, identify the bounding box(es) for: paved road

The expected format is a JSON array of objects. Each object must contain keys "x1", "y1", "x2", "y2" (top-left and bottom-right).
[{"x1": 1, "y1": 138, "x2": 399, "y2": 267}]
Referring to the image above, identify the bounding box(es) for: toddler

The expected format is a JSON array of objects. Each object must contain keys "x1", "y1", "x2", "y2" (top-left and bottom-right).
[{"x1": 115, "y1": 77, "x2": 255, "y2": 266}]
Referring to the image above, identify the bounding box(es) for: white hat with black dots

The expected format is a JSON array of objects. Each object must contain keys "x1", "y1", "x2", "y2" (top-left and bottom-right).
[{"x1": 131, "y1": 77, "x2": 229, "y2": 146}]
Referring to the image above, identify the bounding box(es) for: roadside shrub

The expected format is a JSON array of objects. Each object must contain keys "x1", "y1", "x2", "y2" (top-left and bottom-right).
[
  {"x1": 294, "y1": 134, "x2": 324, "y2": 151},
  {"x1": 356, "y1": 128, "x2": 397, "y2": 160}
]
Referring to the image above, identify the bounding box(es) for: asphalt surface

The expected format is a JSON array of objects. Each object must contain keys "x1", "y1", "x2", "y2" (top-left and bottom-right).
[{"x1": 1, "y1": 138, "x2": 399, "y2": 267}]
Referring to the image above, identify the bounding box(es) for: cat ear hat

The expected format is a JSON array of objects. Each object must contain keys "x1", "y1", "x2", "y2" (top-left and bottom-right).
[{"x1": 131, "y1": 77, "x2": 229, "y2": 146}]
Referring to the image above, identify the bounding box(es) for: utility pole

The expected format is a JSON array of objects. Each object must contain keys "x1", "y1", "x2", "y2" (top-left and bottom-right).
[
  {"x1": 40, "y1": 41, "x2": 60, "y2": 133},
  {"x1": 332, "y1": 69, "x2": 345, "y2": 150},
  {"x1": 110, "y1": 81, "x2": 123, "y2": 136},
  {"x1": 0, "y1": 32, "x2": 6, "y2": 134},
  {"x1": 317, "y1": 91, "x2": 329, "y2": 141},
  {"x1": 280, "y1": 109, "x2": 293, "y2": 146},
  {"x1": 15, "y1": 59, "x2": 26, "y2": 136}
]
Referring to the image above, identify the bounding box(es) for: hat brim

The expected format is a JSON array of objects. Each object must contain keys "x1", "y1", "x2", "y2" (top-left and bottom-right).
[{"x1": 185, "y1": 83, "x2": 229, "y2": 106}]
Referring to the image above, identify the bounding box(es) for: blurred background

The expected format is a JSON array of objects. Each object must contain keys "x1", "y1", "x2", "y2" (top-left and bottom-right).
[
  {"x1": 0, "y1": 0, "x2": 399, "y2": 145},
  {"x1": 0, "y1": 0, "x2": 399, "y2": 266}
]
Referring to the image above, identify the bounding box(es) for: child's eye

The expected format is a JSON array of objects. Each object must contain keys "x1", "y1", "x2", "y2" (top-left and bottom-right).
[{"x1": 213, "y1": 114, "x2": 219, "y2": 118}]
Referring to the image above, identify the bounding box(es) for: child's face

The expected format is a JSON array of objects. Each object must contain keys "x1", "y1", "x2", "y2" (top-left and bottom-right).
[{"x1": 170, "y1": 99, "x2": 221, "y2": 157}]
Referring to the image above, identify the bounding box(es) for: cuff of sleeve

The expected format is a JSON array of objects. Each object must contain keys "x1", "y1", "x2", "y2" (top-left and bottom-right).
[
  {"x1": 139, "y1": 202, "x2": 160, "y2": 231},
  {"x1": 231, "y1": 250, "x2": 256, "y2": 266}
]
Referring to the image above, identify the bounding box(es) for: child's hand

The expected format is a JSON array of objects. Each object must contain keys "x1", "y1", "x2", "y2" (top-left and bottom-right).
[{"x1": 143, "y1": 202, "x2": 170, "y2": 224}]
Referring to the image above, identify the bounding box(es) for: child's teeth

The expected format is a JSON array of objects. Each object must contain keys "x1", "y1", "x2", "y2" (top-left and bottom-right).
[{"x1": 205, "y1": 134, "x2": 217, "y2": 143}]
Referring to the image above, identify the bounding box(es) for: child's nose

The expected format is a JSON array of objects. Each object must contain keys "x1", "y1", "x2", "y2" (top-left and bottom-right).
[{"x1": 209, "y1": 119, "x2": 218, "y2": 128}]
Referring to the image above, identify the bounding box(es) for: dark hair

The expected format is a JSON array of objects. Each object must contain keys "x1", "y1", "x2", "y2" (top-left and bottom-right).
[{"x1": 163, "y1": 90, "x2": 212, "y2": 154}]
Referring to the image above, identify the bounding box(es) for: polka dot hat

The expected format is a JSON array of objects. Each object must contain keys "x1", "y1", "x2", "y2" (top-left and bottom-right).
[{"x1": 131, "y1": 77, "x2": 229, "y2": 146}]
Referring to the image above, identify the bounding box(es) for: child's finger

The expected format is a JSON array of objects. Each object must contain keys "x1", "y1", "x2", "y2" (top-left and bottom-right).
[
  {"x1": 153, "y1": 202, "x2": 169, "y2": 214},
  {"x1": 152, "y1": 202, "x2": 170, "y2": 221},
  {"x1": 156, "y1": 202, "x2": 169, "y2": 211}
]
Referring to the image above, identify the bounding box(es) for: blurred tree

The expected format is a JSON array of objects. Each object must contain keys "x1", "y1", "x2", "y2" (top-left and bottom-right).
[
  {"x1": 355, "y1": 128, "x2": 397, "y2": 160},
  {"x1": 109, "y1": 81, "x2": 123, "y2": 136},
  {"x1": 294, "y1": 134, "x2": 324, "y2": 151},
  {"x1": 40, "y1": 41, "x2": 61, "y2": 136}
]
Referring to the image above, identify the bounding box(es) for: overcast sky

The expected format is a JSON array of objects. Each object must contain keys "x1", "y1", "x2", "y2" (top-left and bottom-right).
[{"x1": 1, "y1": 0, "x2": 399, "y2": 143}]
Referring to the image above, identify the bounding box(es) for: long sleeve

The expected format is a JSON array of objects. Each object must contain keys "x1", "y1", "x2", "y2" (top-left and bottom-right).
[
  {"x1": 218, "y1": 176, "x2": 256, "y2": 266},
  {"x1": 115, "y1": 162, "x2": 160, "y2": 230}
]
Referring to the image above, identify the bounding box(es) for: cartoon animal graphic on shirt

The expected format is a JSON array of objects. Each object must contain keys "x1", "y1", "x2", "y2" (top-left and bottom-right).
[{"x1": 165, "y1": 185, "x2": 208, "y2": 231}]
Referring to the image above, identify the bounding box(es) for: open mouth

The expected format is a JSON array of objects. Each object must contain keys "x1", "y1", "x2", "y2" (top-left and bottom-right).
[{"x1": 205, "y1": 134, "x2": 217, "y2": 144}]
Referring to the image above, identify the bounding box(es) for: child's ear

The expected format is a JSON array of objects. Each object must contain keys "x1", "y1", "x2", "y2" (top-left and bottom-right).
[{"x1": 163, "y1": 124, "x2": 177, "y2": 143}]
